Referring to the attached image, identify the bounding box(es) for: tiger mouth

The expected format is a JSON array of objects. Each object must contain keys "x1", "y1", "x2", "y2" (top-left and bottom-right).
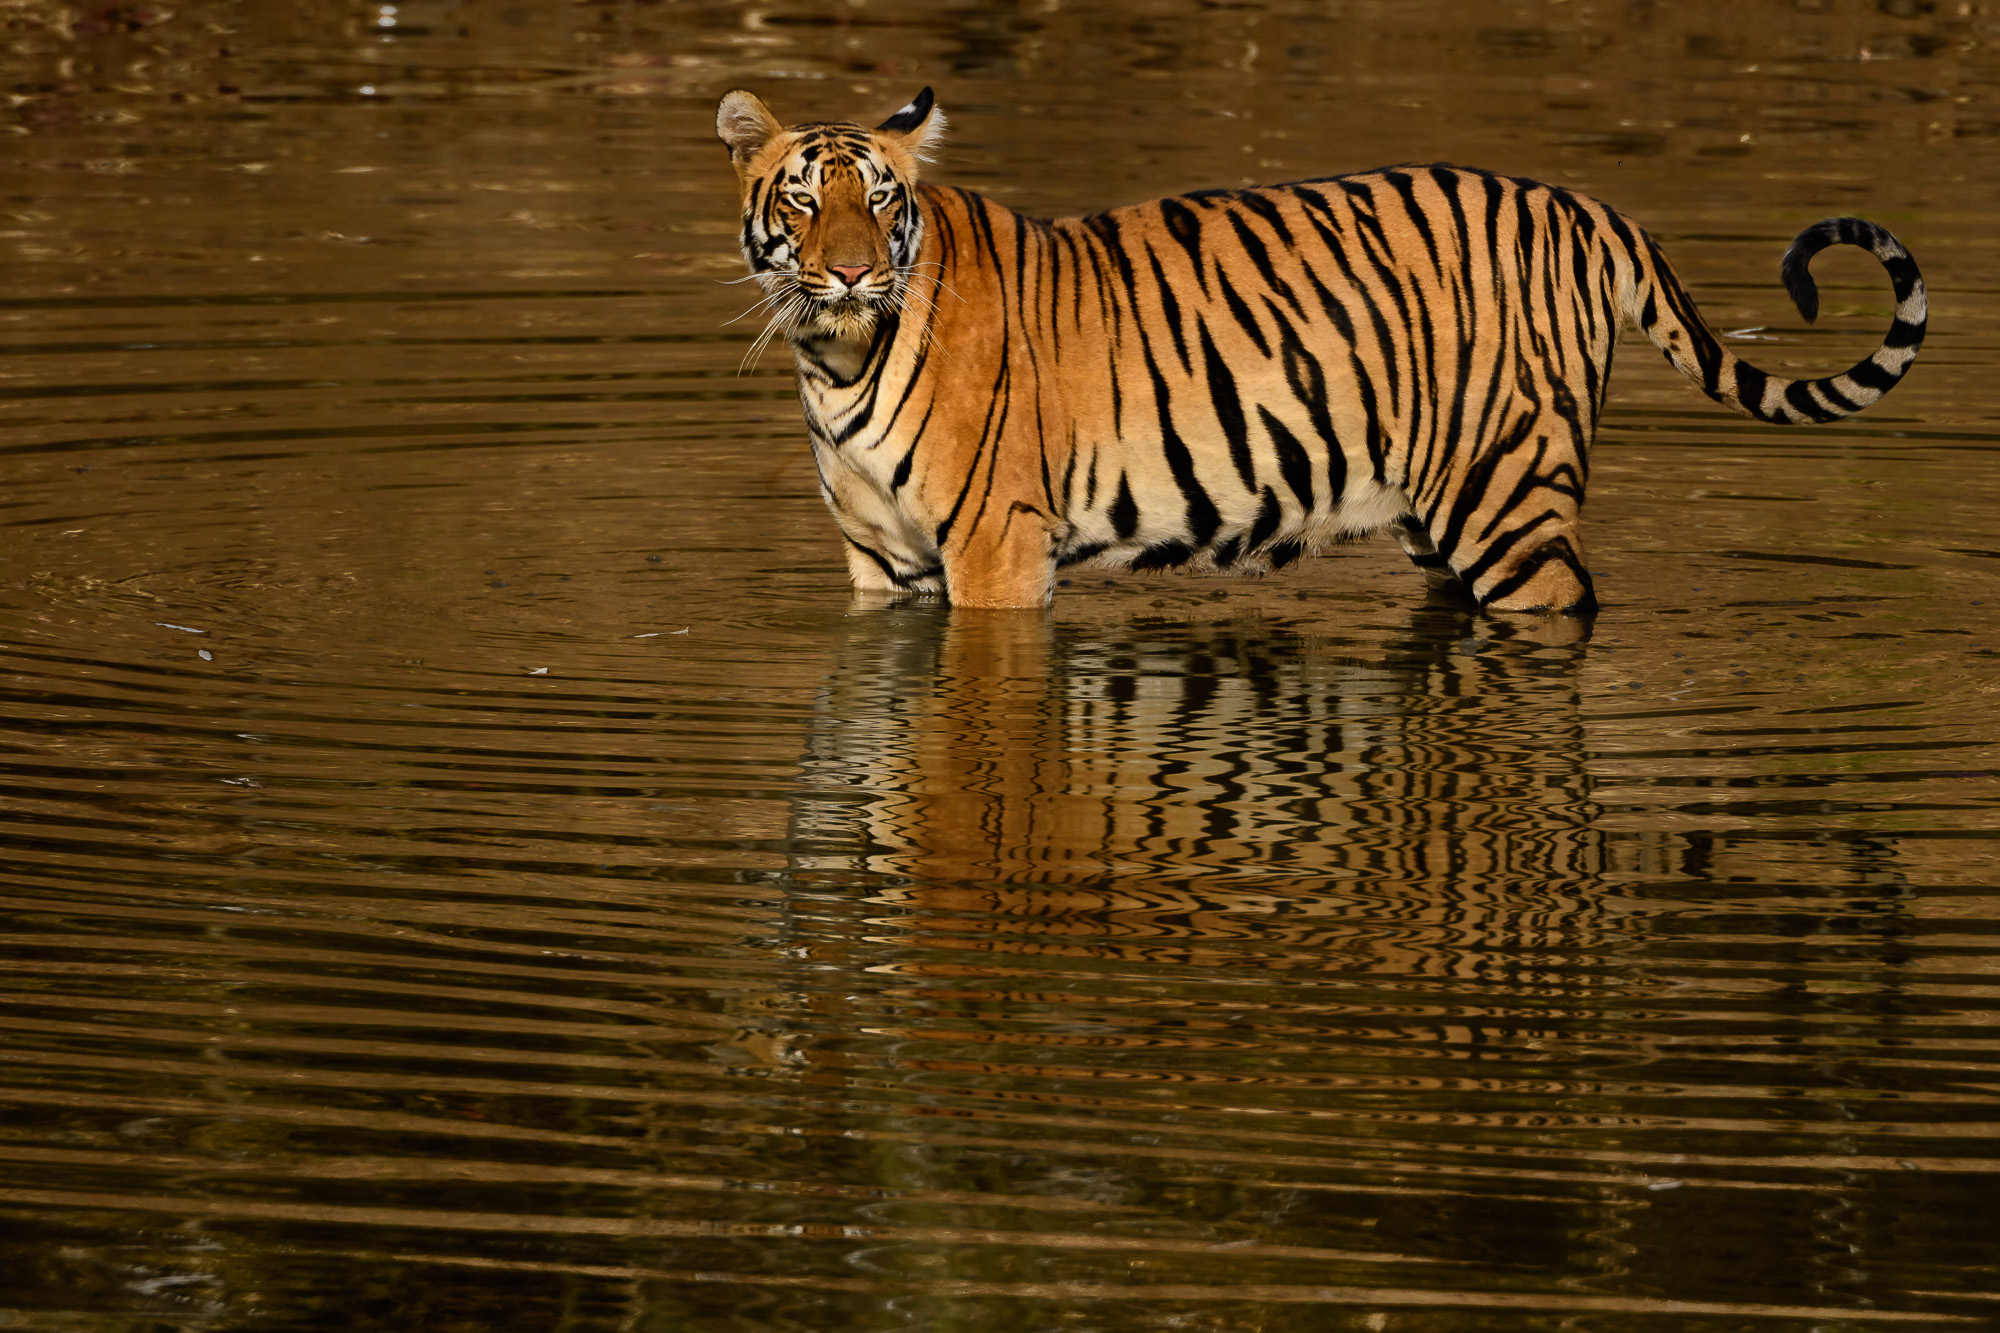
[
  {"x1": 805, "y1": 287, "x2": 897, "y2": 330},
  {"x1": 813, "y1": 285, "x2": 889, "y2": 309}
]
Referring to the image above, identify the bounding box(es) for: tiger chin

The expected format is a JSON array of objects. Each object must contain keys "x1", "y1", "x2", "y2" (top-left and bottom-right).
[{"x1": 715, "y1": 87, "x2": 1926, "y2": 616}]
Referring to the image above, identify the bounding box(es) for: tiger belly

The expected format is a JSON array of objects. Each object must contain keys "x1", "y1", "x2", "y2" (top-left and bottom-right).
[{"x1": 1056, "y1": 450, "x2": 1412, "y2": 578}]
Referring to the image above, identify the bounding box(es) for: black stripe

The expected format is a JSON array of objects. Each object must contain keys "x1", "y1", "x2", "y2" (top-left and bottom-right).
[
  {"x1": 1817, "y1": 378, "x2": 1861, "y2": 413},
  {"x1": 1327, "y1": 183, "x2": 1411, "y2": 417},
  {"x1": 1848, "y1": 357, "x2": 1899, "y2": 392},
  {"x1": 1273, "y1": 312, "x2": 1355, "y2": 490},
  {"x1": 1381, "y1": 170, "x2": 1442, "y2": 276},
  {"x1": 1258, "y1": 406, "x2": 1315, "y2": 516},
  {"x1": 1645, "y1": 233, "x2": 1724, "y2": 389},
  {"x1": 1732, "y1": 362, "x2": 1770, "y2": 419},
  {"x1": 934, "y1": 353, "x2": 1010, "y2": 548},
  {"x1": 1883, "y1": 253, "x2": 1921, "y2": 297},
  {"x1": 1057, "y1": 540, "x2": 1109, "y2": 569},
  {"x1": 892, "y1": 564, "x2": 945, "y2": 589},
  {"x1": 1159, "y1": 198, "x2": 1210, "y2": 295},
  {"x1": 1421, "y1": 169, "x2": 1480, "y2": 500},
  {"x1": 1224, "y1": 209, "x2": 1305, "y2": 319},
  {"x1": 1785, "y1": 380, "x2": 1842, "y2": 423},
  {"x1": 1148, "y1": 372, "x2": 1223, "y2": 547},
  {"x1": 1477, "y1": 535, "x2": 1594, "y2": 613},
  {"x1": 1219, "y1": 280, "x2": 1272, "y2": 358},
  {"x1": 1346, "y1": 351, "x2": 1379, "y2": 502},
  {"x1": 1132, "y1": 539, "x2": 1195, "y2": 571},
  {"x1": 1400, "y1": 267, "x2": 1440, "y2": 487},
  {"x1": 1200, "y1": 323, "x2": 1256, "y2": 493},
  {"x1": 1235, "y1": 190, "x2": 1295, "y2": 247},
  {"x1": 884, "y1": 302, "x2": 940, "y2": 422},
  {"x1": 1247, "y1": 487, "x2": 1283, "y2": 551},
  {"x1": 889, "y1": 399, "x2": 933, "y2": 490},
  {"x1": 1434, "y1": 411, "x2": 1536, "y2": 564},
  {"x1": 845, "y1": 537, "x2": 900, "y2": 580},
  {"x1": 1109, "y1": 473, "x2": 1138, "y2": 539},
  {"x1": 828, "y1": 318, "x2": 899, "y2": 442},
  {"x1": 1147, "y1": 244, "x2": 1192, "y2": 375}
]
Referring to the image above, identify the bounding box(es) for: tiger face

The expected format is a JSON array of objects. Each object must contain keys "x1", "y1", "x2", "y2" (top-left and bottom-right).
[{"x1": 715, "y1": 88, "x2": 946, "y2": 343}]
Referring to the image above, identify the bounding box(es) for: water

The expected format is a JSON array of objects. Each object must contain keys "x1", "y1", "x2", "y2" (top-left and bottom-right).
[{"x1": 2, "y1": 2, "x2": 1998, "y2": 1329}]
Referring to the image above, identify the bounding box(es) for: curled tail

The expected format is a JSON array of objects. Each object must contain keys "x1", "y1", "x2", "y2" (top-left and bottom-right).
[{"x1": 1633, "y1": 217, "x2": 1926, "y2": 424}]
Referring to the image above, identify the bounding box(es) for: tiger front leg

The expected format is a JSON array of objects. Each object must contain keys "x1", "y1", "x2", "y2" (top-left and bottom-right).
[{"x1": 941, "y1": 500, "x2": 1058, "y2": 609}]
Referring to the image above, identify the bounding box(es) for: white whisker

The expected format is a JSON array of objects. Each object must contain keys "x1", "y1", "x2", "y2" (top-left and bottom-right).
[
  {"x1": 891, "y1": 286, "x2": 951, "y2": 360},
  {"x1": 897, "y1": 263, "x2": 966, "y2": 305},
  {"x1": 722, "y1": 282, "x2": 797, "y2": 328},
  {"x1": 738, "y1": 290, "x2": 811, "y2": 375}
]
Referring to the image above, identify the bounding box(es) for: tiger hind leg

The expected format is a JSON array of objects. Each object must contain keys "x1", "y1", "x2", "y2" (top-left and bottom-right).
[
  {"x1": 1473, "y1": 529, "x2": 1597, "y2": 615},
  {"x1": 1412, "y1": 403, "x2": 1599, "y2": 616}
]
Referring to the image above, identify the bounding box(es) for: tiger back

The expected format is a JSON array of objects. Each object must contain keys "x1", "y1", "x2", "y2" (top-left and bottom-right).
[{"x1": 715, "y1": 87, "x2": 1926, "y2": 615}]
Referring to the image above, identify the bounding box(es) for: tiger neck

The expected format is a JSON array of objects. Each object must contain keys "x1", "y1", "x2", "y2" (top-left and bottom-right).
[{"x1": 790, "y1": 321, "x2": 885, "y2": 387}]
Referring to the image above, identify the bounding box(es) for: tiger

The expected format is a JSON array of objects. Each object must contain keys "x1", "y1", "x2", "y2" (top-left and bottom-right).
[{"x1": 714, "y1": 87, "x2": 1926, "y2": 614}]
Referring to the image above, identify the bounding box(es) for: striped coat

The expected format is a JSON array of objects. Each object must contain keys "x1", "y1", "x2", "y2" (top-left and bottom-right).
[{"x1": 718, "y1": 89, "x2": 1926, "y2": 613}]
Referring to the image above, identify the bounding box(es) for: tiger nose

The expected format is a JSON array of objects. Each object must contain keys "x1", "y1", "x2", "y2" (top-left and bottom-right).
[{"x1": 828, "y1": 264, "x2": 872, "y2": 288}]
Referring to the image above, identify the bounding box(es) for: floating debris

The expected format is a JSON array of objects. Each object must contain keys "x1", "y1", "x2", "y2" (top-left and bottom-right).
[
  {"x1": 197, "y1": 649, "x2": 213, "y2": 661},
  {"x1": 528, "y1": 667, "x2": 548, "y2": 675},
  {"x1": 157, "y1": 623, "x2": 205, "y2": 634}
]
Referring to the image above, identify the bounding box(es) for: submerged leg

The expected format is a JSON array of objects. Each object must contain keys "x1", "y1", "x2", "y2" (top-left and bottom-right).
[
  {"x1": 1413, "y1": 397, "x2": 1598, "y2": 615},
  {"x1": 944, "y1": 500, "x2": 1058, "y2": 609}
]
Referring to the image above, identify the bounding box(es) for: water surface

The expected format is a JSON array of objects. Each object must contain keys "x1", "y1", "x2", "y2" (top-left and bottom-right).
[{"x1": 2, "y1": 3, "x2": 1998, "y2": 1330}]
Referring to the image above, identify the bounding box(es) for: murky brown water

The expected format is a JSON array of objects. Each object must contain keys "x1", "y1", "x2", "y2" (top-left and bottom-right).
[{"x1": 3, "y1": 2, "x2": 1999, "y2": 1329}]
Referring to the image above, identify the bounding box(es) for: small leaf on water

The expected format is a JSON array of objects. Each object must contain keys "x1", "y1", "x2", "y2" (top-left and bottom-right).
[
  {"x1": 528, "y1": 667, "x2": 548, "y2": 675},
  {"x1": 198, "y1": 649, "x2": 213, "y2": 661}
]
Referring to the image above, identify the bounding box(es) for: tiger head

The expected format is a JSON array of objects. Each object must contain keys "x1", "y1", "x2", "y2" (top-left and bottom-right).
[{"x1": 715, "y1": 87, "x2": 946, "y2": 343}]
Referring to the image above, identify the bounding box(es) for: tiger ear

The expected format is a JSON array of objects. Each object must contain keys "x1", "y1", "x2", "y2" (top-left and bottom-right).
[
  {"x1": 716, "y1": 90, "x2": 782, "y2": 172},
  {"x1": 876, "y1": 87, "x2": 946, "y2": 165}
]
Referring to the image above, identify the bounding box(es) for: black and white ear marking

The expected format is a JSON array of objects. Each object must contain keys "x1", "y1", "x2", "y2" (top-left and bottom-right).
[
  {"x1": 877, "y1": 88, "x2": 934, "y2": 133},
  {"x1": 876, "y1": 86, "x2": 947, "y2": 163}
]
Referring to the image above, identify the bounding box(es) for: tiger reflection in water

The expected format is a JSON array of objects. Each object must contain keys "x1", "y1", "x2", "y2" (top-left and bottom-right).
[{"x1": 781, "y1": 602, "x2": 1608, "y2": 982}]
